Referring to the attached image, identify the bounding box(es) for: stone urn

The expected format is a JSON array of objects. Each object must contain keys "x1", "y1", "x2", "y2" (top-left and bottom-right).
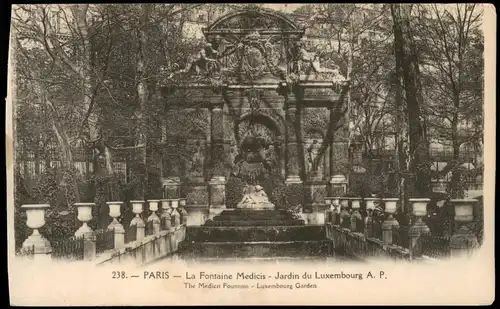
[
  {"x1": 130, "y1": 200, "x2": 145, "y2": 226},
  {"x1": 21, "y1": 204, "x2": 52, "y2": 256},
  {"x1": 74, "y1": 202, "x2": 95, "y2": 237},
  {"x1": 408, "y1": 198, "x2": 431, "y2": 234},
  {"x1": 106, "y1": 201, "x2": 123, "y2": 230},
  {"x1": 449, "y1": 199, "x2": 479, "y2": 256}
]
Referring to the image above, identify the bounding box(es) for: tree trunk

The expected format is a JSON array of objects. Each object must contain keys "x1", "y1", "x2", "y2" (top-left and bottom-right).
[
  {"x1": 391, "y1": 4, "x2": 430, "y2": 199},
  {"x1": 449, "y1": 116, "x2": 463, "y2": 198},
  {"x1": 135, "y1": 4, "x2": 151, "y2": 199}
]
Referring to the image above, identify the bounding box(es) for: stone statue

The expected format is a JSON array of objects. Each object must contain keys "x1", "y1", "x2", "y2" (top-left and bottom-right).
[
  {"x1": 293, "y1": 39, "x2": 348, "y2": 85},
  {"x1": 307, "y1": 139, "x2": 322, "y2": 173},
  {"x1": 265, "y1": 144, "x2": 278, "y2": 169},
  {"x1": 189, "y1": 141, "x2": 205, "y2": 176},
  {"x1": 168, "y1": 42, "x2": 220, "y2": 79},
  {"x1": 237, "y1": 184, "x2": 275, "y2": 210}
]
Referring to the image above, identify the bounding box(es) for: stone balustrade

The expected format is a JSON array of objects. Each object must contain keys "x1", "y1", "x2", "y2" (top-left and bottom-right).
[
  {"x1": 323, "y1": 196, "x2": 480, "y2": 261},
  {"x1": 17, "y1": 196, "x2": 189, "y2": 265},
  {"x1": 17, "y1": 195, "x2": 480, "y2": 263}
]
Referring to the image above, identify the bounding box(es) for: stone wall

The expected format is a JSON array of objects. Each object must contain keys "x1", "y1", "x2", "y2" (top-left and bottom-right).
[{"x1": 96, "y1": 225, "x2": 186, "y2": 266}]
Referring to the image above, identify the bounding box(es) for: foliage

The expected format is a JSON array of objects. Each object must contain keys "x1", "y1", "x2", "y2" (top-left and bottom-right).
[
  {"x1": 225, "y1": 176, "x2": 245, "y2": 209},
  {"x1": 284, "y1": 183, "x2": 304, "y2": 209}
]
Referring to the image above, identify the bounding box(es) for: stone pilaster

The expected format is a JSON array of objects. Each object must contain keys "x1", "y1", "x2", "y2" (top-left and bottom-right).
[
  {"x1": 210, "y1": 103, "x2": 226, "y2": 178},
  {"x1": 185, "y1": 139, "x2": 209, "y2": 226},
  {"x1": 209, "y1": 176, "x2": 226, "y2": 219},
  {"x1": 208, "y1": 101, "x2": 227, "y2": 217},
  {"x1": 329, "y1": 141, "x2": 349, "y2": 195},
  {"x1": 284, "y1": 92, "x2": 302, "y2": 184}
]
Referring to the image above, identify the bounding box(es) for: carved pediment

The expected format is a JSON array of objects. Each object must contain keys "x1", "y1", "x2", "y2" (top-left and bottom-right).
[
  {"x1": 163, "y1": 8, "x2": 349, "y2": 92},
  {"x1": 204, "y1": 8, "x2": 300, "y2": 33}
]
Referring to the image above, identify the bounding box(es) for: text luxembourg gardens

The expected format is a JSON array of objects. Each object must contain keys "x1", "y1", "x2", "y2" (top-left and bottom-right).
[{"x1": 12, "y1": 4, "x2": 484, "y2": 267}]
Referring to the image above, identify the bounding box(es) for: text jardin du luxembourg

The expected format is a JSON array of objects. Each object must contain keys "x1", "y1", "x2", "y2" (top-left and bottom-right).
[
  {"x1": 182, "y1": 271, "x2": 386, "y2": 289},
  {"x1": 186, "y1": 271, "x2": 385, "y2": 281}
]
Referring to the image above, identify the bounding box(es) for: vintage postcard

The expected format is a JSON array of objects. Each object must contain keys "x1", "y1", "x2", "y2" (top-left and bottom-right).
[{"x1": 7, "y1": 3, "x2": 495, "y2": 306}]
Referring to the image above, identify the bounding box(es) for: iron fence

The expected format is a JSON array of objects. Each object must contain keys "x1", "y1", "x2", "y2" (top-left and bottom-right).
[
  {"x1": 95, "y1": 229, "x2": 114, "y2": 254},
  {"x1": 52, "y1": 236, "x2": 85, "y2": 261},
  {"x1": 421, "y1": 233, "x2": 451, "y2": 259},
  {"x1": 125, "y1": 225, "x2": 137, "y2": 244},
  {"x1": 16, "y1": 244, "x2": 35, "y2": 259},
  {"x1": 392, "y1": 225, "x2": 410, "y2": 249}
]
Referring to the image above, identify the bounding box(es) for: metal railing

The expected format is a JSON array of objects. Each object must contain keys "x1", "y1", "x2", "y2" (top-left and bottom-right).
[
  {"x1": 95, "y1": 229, "x2": 114, "y2": 254},
  {"x1": 124, "y1": 225, "x2": 137, "y2": 244},
  {"x1": 420, "y1": 233, "x2": 451, "y2": 259},
  {"x1": 52, "y1": 236, "x2": 85, "y2": 261},
  {"x1": 392, "y1": 225, "x2": 410, "y2": 249},
  {"x1": 16, "y1": 244, "x2": 35, "y2": 259}
]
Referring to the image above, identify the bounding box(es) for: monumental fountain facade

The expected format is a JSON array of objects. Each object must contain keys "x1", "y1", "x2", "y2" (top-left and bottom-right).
[{"x1": 160, "y1": 8, "x2": 350, "y2": 226}]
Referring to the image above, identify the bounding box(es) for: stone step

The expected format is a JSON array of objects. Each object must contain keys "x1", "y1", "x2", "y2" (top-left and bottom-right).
[
  {"x1": 173, "y1": 255, "x2": 348, "y2": 264},
  {"x1": 177, "y1": 240, "x2": 333, "y2": 258},
  {"x1": 187, "y1": 225, "x2": 326, "y2": 242},
  {"x1": 219, "y1": 209, "x2": 291, "y2": 215},
  {"x1": 204, "y1": 219, "x2": 305, "y2": 227},
  {"x1": 212, "y1": 214, "x2": 293, "y2": 221}
]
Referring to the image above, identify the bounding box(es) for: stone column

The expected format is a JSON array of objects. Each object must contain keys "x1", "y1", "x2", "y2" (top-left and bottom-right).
[
  {"x1": 284, "y1": 91, "x2": 302, "y2": 184},
  {"x1": 74, "y1": 202, "x2": 96, "y2": 261},
  {"x1": 106, "y1": 201, "x2": 125, "y2": 249},
  {"x1": 208, "y1": 102, "x2": 227, "y2": 219},
  {"x1": 449, "y1": 199, "x2": 479, "y2": 258},
  {"x1": 130, "y1": 201, "x2": 145, "y2": 241},
  {"x1": 408, "y1": 198, "x2": 431, "y2": 259},
  {"x1": 382, "y1": 198, "x2": 399, "y2": 245},
  {"x1": 21, "y1": 204, "x2": 52, "y2": 261},
  {"x1": 186, "y1": 139, "x2": 209, "y2": 226},
  {"x1": 329, "y1": 95, "x2": 349, "y2": 195}
]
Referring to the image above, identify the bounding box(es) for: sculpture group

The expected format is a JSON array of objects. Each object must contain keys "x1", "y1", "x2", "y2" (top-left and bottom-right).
[{"x1": 167, "y1": 29, "x2": 349, "y2": 88}]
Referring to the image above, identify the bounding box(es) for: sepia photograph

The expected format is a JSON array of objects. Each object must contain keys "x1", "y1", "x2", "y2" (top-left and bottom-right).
[{"x1": 7, "y1": 3, "x2": 495, "y2": 306}]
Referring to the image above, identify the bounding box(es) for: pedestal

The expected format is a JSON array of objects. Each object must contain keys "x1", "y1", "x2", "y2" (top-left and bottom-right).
[
  {"x1": 382, "y1": 214, "x2": 399, "y2": 246},
  {"x1": 147, "y1": 213, "x2": 161, "y2": 235},
  {"x1": 209, "y1": 176, "x2": 226, "y2": 219},
  {"x1": 408, "y1": 218, "x2": 429, "y2": 258},
  {"x1": 186, "y1": 179, "x2": 209, "y2": 226},
  {"x1": 450, "y1": 224, "x2": 479, "y2": 258},
  {"x1": 113, "y1": 223, "x2": 125, "y2": 249},
  {"x1": 22, "y1": 230, "x2": 52, "y2": 261},
  {"x1": 164, "y1": 177, "x2": 181, "y2": 199},
  {"x1": 308, "y1": 203, "x2": 328, "y2": 225},
  {"x1": 303, "y1": 181, "x2": 327, "y2": 224}
]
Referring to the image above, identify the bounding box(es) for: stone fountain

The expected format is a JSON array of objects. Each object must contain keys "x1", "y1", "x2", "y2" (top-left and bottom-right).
[{"x1": 232, "y1": 134, "x2": 276, "y2": 210}]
